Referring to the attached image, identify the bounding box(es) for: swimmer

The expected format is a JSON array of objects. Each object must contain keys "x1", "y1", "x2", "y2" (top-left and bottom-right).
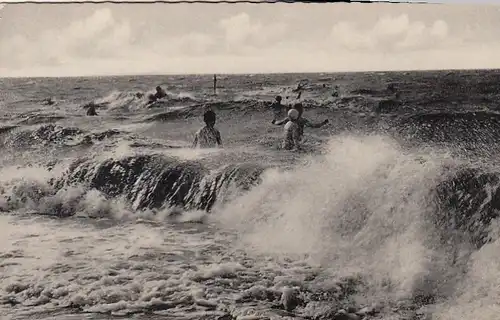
[
  {"x1": 148, "y1": 86, "x2": 168, "y2": 103},
  {"x1": 387, "y1": 83, "x2": 396, "y2": 93},
  {"x1": 282, "y1": 109, "x2": 301, "y2": 151},
  {"x1": 154, "y1": 86, "x2": 167, "y2": 99},
  {"x1": 332, "y1": 85, "x2": 340, "y2": 97},
  {"x1": 270, "y1": 95, "x2": 285, "y2": 121},
  {"x1": 192, "y1": 109, "x2": 222, "y2": 148},
  {"x1": 86, "y1": 103, "x2": 98, "y2": 116},
  {"x1": 292, "y1": 80, "x2": 307, "y2": 93},
  {"x1": 42, "y1": 97, "x2": 55, "y2": 106},
  {"x1": 272, "y1": 103, "x2": 328, "y2": 141}
]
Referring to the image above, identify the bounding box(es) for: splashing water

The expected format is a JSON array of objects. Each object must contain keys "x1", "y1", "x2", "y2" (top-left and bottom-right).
[
  {"x1": 3, "y1": 71, "x2": 500, "y2": 320},
  {"x1": 212, "y1": 135, "x2": 477, "y2": 312}
]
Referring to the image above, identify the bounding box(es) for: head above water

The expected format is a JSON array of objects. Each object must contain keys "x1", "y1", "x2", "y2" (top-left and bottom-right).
[
  {"x1": 276, "y1": 95, "x2": 282, "y2": 102},
  {"x1": 203, "y1": 110, "x2": 216, "y2": 126},
  {"x1": 288, "y1": 108, "x2": 299, "y2": 120},
  {"x1": 292, "y1": 103, "x2": 304, "y2": 116},
  {"x1": 156, "y1": 86, "x2": 163, "y2": 92}
]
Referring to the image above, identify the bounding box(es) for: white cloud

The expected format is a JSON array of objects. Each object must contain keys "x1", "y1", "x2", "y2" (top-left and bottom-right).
[
  {"x1": 430, "y1": 20, "x2": 448, "y2": 38},
  {"x1": 331, "y1": 21, "x2": 377, "y2": 50},
  {"x1": 0, "y1": 8, "x2": 498, "y2": 77},
  {"x1": 330, "y1": 14, "x2": 454, "y2": 52},
  {"x1": 0, "y1": 8, "x2": 134, "y2": 68},
  {"x1": 53, "y1": 8, "x2": 132, "y2": 58},
  {"x1": 219, "y1": 12, "x2": 287, "y2": 53},
  {"x1": 373, "y1": 14, "x2": 411, "y2": 37},
  {"x1": 148, "y1": 32, "x2": 216, "y2": 57}
]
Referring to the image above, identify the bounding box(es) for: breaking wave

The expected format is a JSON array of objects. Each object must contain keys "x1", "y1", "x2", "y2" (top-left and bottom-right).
[
  {"x1": 1, "y1": 135, "x2": 500, "y2": 319},
  {"x1": 3, "y1": 71, "x2": 500, "y2": 319}
]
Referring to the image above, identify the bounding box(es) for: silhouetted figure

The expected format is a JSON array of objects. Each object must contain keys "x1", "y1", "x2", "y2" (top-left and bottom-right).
[
  {"x1": 192, "y1": 110, "x2": 222, "y2": 148},
  {"x1": 154, "y1": 86, "x2": 167, "y2": 99},
  {"x1": 270, "y1": 95, "x2": 286, "y2": 121},
  {"x1": 86, "y1": 103, "x2": 98, "y2": 116},
  {"x1": 148, "y1": 86, "x2": 167, "y2": 103},
  {"x1": 387, "y1": 83, "x2": 396, "y2": 93},
  {"x1": 292, "y1": 80, "x2": 308, "y2": 93},
  {"x1": 332, "y1": 85, "x2": 340, "y2": 97}
]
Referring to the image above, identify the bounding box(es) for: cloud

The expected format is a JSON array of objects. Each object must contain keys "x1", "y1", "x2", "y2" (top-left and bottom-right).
[
  {"x1": 0, "y1": 3, "x2": 5, "y2": 22},
  {"x1": 1, "y1": 9, "x2": 289, "y2": 73},
  {"x1": 330, "y1": 14, "x2": 453, "y2": 52},
  {"x1": 0, "y1": 7, "x2": 499, "y2": 77},
  {"x1": 219, "y1": 13, "x2": 287, "y2": 53},
  {"x1": 0, "y1": 8, "x2": 134, "y2": 68},
  {"x1": 146, "y1": 32, "x2": 216, "y2": 58}
]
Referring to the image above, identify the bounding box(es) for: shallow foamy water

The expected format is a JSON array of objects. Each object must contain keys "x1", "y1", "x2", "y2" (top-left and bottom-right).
[{"x1": 0, "y1": 213, "x2": 326, "y2": 320}]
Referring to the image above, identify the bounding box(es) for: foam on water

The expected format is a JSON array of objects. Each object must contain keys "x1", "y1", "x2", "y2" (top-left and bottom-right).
[
  {"x1": 3, "y1": 71, "x2": 500, "y2": 319},
  {"x1": 1, "y1": 134, "x2": 500, "y2": 319},
  {"x1": 0, "y1": 214, "x2": 217, "y2": 317},
  {"x1": 0, "y1": 207, "x2": 314, "y2": 319},
  {"x1": 94, "y1": 90, "x2": 145, "y2": 112},
  {"x1": 432, "y1": 231, "x2": 500, "y2": 320},
  {"x1": 213, "y1": 135, "x2": 471, "y2": 312}
]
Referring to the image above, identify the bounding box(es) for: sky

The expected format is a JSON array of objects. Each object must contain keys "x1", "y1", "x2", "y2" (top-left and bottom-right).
[{"x1": 1, "y1": 1, "x2": 500, "y2": 77}]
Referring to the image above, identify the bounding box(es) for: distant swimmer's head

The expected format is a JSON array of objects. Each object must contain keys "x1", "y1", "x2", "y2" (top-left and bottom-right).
[
  {"x1": 293, "y1": 103, "x2": 304, "y2": 116},
  {"x1": 288, "y1": 108, "x2": 299, "y2": 121},
  {"x1": 276, "y1": 95, "x2": 282, "y2": 102},
  {"x1": 203, "y1": 110, "x2": 217, "y2": 127},
  {"x1": 156, "y1": 86, "x2": 164, "y2": 92}
]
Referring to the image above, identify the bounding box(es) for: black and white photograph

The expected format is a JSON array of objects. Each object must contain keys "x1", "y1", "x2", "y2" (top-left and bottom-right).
[{"x1": 1, "y1": 1, "x2": 500, "y2": 319}]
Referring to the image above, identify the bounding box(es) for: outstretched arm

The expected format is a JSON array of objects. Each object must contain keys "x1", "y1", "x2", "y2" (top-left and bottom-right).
[
  {"x1": 272, "y1": 118, "x2": 289, "y2": 126},
  {"x1": 304, "y1": 118, "x2": 329, "y2": 128}
]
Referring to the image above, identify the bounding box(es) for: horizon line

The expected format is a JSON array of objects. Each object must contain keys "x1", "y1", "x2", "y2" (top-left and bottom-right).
[{"x1": 1, "y1": 67, "x2": 500, "y2": 79}]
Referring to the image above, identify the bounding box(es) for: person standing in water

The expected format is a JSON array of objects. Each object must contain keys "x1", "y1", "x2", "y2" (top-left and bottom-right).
[
  {"x1": 282, "y1": 109, "x2": 301, "y2": 151},
  {"x1": 86, "y1": 103, "x2": 98, "y2": 116},
  {"x1": 270, "y1": 95, "x2": 286, "y2": 121},
  {"x1": 192, "y1": 109, "x2": 222, "y2": 148},
  {"x1": 272, "y1": 103, "x2": 328, "y2": 141}
]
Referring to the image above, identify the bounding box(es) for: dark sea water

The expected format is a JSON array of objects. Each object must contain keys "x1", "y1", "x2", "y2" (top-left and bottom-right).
[{"x1": 2, "y1": 70, "x2": 500, "y2": 320}]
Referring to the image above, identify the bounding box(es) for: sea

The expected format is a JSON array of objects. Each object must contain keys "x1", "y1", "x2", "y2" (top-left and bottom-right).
[{"x1": 1, "y1": 70, "x2": 500, "y2": 320}]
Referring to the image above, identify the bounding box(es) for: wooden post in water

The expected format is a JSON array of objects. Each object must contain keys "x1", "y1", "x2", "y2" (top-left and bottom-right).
[{"x1": 213, "y1": 74, "x2": 217, "y2": 95}]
